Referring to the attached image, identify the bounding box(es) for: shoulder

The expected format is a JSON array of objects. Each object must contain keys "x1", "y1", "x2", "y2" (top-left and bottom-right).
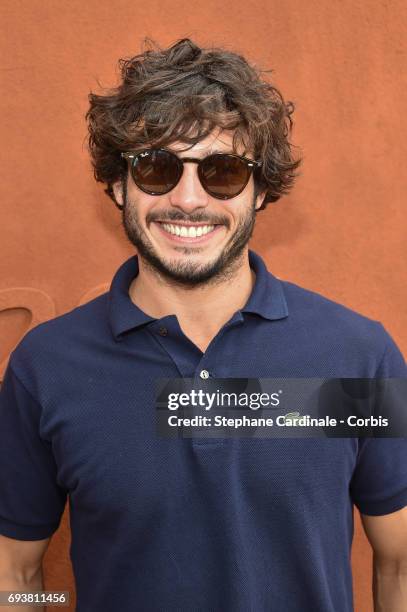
[
  {"x1": 278, "y1": 279, "x2": 406, "y2": 376},
  {"x1": 8, "y1": 292, "x2": 110, "y2": 390},
  {"x1": 281, "y1": 279, "x2": 380, "y2": 330}
]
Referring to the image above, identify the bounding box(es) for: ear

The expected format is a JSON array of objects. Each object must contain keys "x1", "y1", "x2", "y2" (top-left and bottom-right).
[
  {"x1": 255, "y1": 189, "x2": 267, "y2": 211},
  {"x1": 112, "y1": 180, "x2": 124, "y2": 208}
]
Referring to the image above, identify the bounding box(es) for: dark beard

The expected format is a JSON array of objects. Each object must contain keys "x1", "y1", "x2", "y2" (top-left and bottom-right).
[{"x1": 121, "y1": 181, "x2": 257, "y2": 288}]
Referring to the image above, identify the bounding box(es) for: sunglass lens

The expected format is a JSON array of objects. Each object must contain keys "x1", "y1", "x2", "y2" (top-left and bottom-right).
[
  {"x1": 132, "y1": 150, "x2": 180, "y2": 194},
  {"x1": 199, "y1": 155, "x2": 250, "y2": 199}
]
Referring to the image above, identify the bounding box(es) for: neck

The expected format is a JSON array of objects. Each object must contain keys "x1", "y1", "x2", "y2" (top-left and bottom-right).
[{"x1": 129, "y1": 250, "x2": 255, "y2": 337}]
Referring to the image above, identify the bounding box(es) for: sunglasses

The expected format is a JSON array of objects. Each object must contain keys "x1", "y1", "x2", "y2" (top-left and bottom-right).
[{"x1": 121, "y1": 148, "x2": 262, "y2": 200}]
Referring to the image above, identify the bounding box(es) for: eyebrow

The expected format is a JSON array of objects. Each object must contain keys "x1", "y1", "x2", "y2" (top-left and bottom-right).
[{"x1": 174, "y1": 148, "x2": 242, "y2": 158}]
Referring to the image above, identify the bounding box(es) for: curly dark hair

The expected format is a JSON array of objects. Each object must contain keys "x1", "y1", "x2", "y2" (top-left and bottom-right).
[{"x1": 86, "y1": 37, "x2": 302, "y2": 211}]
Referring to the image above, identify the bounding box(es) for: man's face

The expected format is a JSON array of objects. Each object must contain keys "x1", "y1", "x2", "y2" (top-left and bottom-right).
[{"x1": 113, "y1": 129, "x2": 265, "y2": 286}]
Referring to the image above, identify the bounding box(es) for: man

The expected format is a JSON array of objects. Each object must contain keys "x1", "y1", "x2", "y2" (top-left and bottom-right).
[{"x1": 0, "y1": 38, "x2": 406, "y2": 612}]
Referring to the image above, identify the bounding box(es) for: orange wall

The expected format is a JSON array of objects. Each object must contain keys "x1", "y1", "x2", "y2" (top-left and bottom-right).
[{"x1": 1, "y1": 1, "x2": 406, "y2": 610}]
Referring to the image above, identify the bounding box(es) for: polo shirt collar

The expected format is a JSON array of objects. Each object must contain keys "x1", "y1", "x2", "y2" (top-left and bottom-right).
[
  {"x1": 108, "y1": 249, "x2": 288, "y2": 341},
  {"x1": 243, "y1": 250, "x2": 289, "y2": 321}
]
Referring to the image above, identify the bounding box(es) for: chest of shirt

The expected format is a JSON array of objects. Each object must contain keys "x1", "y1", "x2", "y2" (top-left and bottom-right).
[
  {"x1": 33, "y1": 320, "x2": 368, "y2": 529},
  {"x1": 40, "y1": 372, "x2": 359, "y2": 527}
]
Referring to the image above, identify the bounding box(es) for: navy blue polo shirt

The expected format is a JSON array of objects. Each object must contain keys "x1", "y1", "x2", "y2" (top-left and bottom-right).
[{"x1": 1, "y1": 249, "x2": 406, "y2": 612}]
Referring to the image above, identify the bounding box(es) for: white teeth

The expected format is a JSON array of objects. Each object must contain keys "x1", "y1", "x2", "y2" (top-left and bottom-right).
[{"x1": 161, "y1": 223, "x2": 216, "y2": 238}]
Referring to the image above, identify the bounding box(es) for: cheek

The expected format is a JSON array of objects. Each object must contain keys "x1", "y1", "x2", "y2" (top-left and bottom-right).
[
  {"x1": 231, "y1": 196, "x2": 255, "y2": 222},
  {"x1": 126, "y1": 186, "x2": 158, "y2": 221}
]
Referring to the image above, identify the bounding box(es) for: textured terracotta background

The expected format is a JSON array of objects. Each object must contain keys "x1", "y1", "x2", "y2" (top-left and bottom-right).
[{"x1": 1, "y1": 1, "x2": 406, "y2": 610}]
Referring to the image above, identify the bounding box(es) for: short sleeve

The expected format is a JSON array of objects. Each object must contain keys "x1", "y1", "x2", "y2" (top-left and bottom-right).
[
  {"x1": 374, "y1": 323, "x2": 407, "y2": 378},
  {"x1": 350, "y1": 438, "x2": 407, "y2": 515},
  {"x1": 0, "y1": 359, "x2": 67, "y2": 540},
  {"x1": 350, "y1": 325, "x2": 407, "y2": 516}
]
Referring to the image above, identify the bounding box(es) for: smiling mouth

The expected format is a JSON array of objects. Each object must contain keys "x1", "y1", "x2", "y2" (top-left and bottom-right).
[{"x1": 154, "y1": 221, "x2": 220, "y2": 238}]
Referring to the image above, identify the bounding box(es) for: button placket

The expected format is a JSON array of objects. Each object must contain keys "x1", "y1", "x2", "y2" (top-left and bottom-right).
[{"x1": 193, "y1": 315, "x2": 243, "y2": 381}]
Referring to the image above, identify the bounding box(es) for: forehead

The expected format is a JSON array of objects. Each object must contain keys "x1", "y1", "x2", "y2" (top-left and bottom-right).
[{"x1": 167, "y1": 128, "x2": 249, "y2": 157}]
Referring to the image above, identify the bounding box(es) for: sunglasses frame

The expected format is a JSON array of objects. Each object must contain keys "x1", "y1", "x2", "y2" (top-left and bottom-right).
[{"x1": 120, "y1": 148, "x2": 262, "y2": 200}]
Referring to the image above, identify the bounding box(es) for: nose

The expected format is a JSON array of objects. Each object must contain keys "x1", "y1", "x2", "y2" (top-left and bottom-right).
[{"x1": 167, "y1": 162, "x2": 209, "y2": 213}]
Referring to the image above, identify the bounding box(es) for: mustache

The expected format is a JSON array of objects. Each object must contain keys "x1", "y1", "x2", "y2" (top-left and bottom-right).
[{"x1": 146, "y1": 210, "x2": 230, "y2": 228}]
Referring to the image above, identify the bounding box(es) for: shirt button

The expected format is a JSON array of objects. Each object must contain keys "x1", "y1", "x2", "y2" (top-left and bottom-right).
[
  {"x1": 199, "y1": 369, "x2": 210, "y2": 379},
  {"x1": 158, "y1": 326, "x2": 168, "y2": 336}
]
